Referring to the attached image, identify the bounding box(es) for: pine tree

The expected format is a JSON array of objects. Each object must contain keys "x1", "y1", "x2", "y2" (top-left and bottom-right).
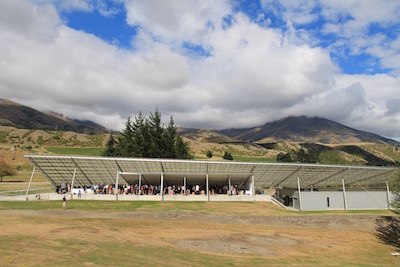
[
  {"x1": 106, "y1": 109, "x2": 192, "y2": 160},
  {"x1": 163, "y1": 116, "x2": 177, "y2": 158},
  {"x1": 175, "y1": 133, "x2": 192, "y2": 159},
  {"x1": 115, "y1": 117, "x2": 135, "y2": 157},
  {"x1": 132, "y1": 112, "x2": 146, "y2": 157},
  {"x1": 147, "y1": 109, "x2": 164, "y2": 158},
  {"x1": 101, "y1": 134, "x2": 116, "y2": 157}
]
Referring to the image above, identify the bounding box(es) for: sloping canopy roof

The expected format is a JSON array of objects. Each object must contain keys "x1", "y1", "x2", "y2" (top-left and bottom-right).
[{"x1": 25, "y1": 155, "x2": 394, "y2": 190}]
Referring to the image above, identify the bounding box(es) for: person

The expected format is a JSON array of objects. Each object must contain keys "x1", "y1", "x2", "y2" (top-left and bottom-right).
[
  {"x1": 78, "y1": 189, "x2": 81, "y2": 199},
  {"x1": 62, "y1": 195, "x2": 66, "y2": 210}
]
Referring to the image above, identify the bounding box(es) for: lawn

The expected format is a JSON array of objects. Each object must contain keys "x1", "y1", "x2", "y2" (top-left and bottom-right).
[{"x1": 44, "y1": 146, "x2": 104, "y2": 156}]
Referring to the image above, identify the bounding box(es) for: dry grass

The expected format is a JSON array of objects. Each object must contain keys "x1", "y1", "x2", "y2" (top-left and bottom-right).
[{"x1": 0, "y1": 201, "x2": 398, "y2": 266}]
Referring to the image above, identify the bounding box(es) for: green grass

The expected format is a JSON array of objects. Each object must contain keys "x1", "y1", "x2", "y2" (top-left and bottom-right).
[
  {"x1": 231, "y1": 155, "x2": 277, "y2": 163},
  {"x1": 0, "y1": 200, "x2": 395, "y2": 216},
  {"x1": 44, "y1": 146, "x2": 104, "y2": 156}
]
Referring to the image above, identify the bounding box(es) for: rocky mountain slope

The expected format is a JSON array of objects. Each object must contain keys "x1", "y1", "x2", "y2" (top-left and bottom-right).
[
  {"x1": 218, "y1": 116, "x2": 399, "y2": 146},
  {"x1": 0, "y1": 99, "x2": 109, "y2": 134}
]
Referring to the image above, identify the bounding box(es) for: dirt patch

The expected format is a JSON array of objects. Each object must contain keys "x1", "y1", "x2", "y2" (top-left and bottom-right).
[
  {"x1": 0, "y1": 149, "x2": 29, "y2": 165},
  {"x1": 0, "y1": 209, "x2": 381, "y2": 231},
  {"x1": 174, "y1": 234, "x2": 298, "y2": 255},
  {"x1": 50, "y1": 226, "x2": 100, "y2": 234}
]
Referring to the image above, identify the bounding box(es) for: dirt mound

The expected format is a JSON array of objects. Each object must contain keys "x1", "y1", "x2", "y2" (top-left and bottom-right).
[
  {"x1": 62, "y1": 131, "x2": 90, "y2": 143},
  {"x1": 28, "y1": 130, "x2": 52, "y2": 142}
]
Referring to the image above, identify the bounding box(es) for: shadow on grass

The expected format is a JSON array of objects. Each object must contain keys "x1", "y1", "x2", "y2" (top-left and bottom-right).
[{"x1": 376, "y1": 216, "x2": 400, "y2": 248}]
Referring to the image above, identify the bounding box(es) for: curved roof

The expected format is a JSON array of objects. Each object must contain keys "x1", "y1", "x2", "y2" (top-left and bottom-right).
[{"x1": 25, "y1": 155, "x2": 394, "y2": 189}]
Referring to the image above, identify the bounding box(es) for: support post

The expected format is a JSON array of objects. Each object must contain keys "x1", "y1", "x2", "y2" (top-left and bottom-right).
[
  {"x1": 184, "y1": 176, "x2": 187, "y2": 196},
  {"x1": 70, "y1": 168, "x2": 77, "y2": 200},
  {"x1": 25, "y1": 165, "x2": 36, "y2": 201},
  {"x1": 115, "y1": 171, "x2": 119, "y2": 201},
  {"x1": 228, "y1": 175, "x2": 231, "y2": 196},
  {"x1": 139, "y1": 174, "x2": 142, "y2": 195},
  {"x1": 342, "y1": 178, "x2": 347, "y2": 210},
  {"x1": 160, "y1": 173, "x2": 164, "y2": 201},
  {"x1": 386, "y1": 181, "x2": 391, "y2": 210},
  {"x1": 252, "y1": 175, "x2": 255, "y2": 202},
  {"x1": 206, "y1": 174, "x2": 209, "y2": 202},
  {"x1": 297, "y1": 176, "x2": 302, "y2": 211}
]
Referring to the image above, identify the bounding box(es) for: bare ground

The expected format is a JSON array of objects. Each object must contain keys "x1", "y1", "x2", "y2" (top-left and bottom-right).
[{"x1": 0, "y1": 209, "x2": 392, "y2": 258}]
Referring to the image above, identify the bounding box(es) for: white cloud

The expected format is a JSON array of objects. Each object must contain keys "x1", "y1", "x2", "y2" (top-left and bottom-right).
[
  {"x1": 0, "y1": 0, "x2": 400, "y2": 142},
  {"x1": 123, "y1": 0, "x2": 231, "y2": 44}
]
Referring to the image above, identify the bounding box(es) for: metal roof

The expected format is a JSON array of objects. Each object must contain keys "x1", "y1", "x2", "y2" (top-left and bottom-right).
[{"x1": 25, "y1": 155, "x2": 394, "y2": 189}]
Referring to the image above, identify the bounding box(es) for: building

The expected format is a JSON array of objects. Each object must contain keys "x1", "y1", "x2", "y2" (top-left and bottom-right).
[{"x1": 21, "y1": 155, "x2": 396, "y2": 211}]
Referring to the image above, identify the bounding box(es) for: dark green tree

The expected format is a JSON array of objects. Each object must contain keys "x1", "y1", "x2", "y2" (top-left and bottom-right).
[
  {"x1": 115, "y1": 117, "x2": 135, "y2": 157},
  {"x1": 105, "y1": 109, "x2": 192, "y2": 160},
  {"x1": 223, "y1": 151, "x2": 233, "y2": 160},
  {"x1": 175, "y1": 133, "x2": 192, "y2": 159},
  {"x1": 163, "y1": 116, "x2": 177, "y2": 158},
  {"x1": 206, "y1": 150, "x2": 213, "y2": 158},
  {"x1": 132, "y1": 112, "x2": 147, "y2": 157},
  {"x1": 277, "y1": 152, "x2": 293, "y2": 162},
  {"x1": 101, "y1": 134, "x2": 116, "y2": 157},
  {"x1": 147, "y1": 109, "x2": 164, "y2": 158}
]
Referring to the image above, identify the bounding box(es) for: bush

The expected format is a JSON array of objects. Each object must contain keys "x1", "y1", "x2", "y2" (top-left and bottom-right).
[{"x1": 223, "y1": 151, "x2": 233, "y2": 160}]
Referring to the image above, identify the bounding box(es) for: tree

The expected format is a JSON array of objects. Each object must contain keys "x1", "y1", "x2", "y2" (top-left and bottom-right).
[
  {"x1": 223, "y1": 151, "x2": 233, "y2": 160},
  {"x1": 175, "y1": 134, "x2": 192, "y2": 159},
  {"x1": 104, "y1": 109, "x2": 192, "y2": 160},
  {"x1": 101, "y1": 134, "x2": 116, "y2": 157},
  {"x1": 206, "y1": 150, "x2": 213, "y2": 158},
  {"x1": 0, "y1": 160, "x2": 17, "y2": 182},
  {"x1": 115, "y1": 117, "x2": 136, "y2": 157},
  {"x1": 163, "y1": 116, "x2": 177, "y2": 158},
  {"x1": 277, "y1": 152, "x2": 293, "y2": 162},
  {"x1": 147, "y1": 109, "x2": 164, "y2": 158},
  {"x1": 318, "y1": 150, "x2": 347, "y2": 165},
  {"x1": 132, "y1": 112, "x2": 148, "y2": 157}
]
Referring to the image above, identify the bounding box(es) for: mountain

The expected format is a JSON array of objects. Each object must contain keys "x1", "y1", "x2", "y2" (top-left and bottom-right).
[
  {"x1": 0, "y1": 99, "x2": 109, "y2": 134},
  {"x1": 219, "y1": 116, "x2": 399, "y2": 145}
]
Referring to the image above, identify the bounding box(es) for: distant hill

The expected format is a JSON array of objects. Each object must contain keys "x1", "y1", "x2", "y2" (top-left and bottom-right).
[
  {"x1": 219, "y1": 116, "x2": 399, "y2": 146},
  {"x1": 0, "y1": 99, "x2": 109, "y2": 134}
]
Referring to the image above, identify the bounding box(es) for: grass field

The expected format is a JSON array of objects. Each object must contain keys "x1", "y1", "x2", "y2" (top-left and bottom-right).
[
  {"x1": 44, "y1": 146, "x2": 104, "y2": 156},
  {"x1": 0, "y1": 201, "x2": 398, "y2": 266}
]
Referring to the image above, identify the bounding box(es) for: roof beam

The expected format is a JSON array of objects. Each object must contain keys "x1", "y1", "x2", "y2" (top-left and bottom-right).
[
  {"x1": 313, "y1": 168, "x2": 348, "y2": 186},
  {"x1": 71, "y1": 158, "x2": 93, "y2": 185},
  {"x1": 347, "y1": 169, "x2": 393, "y2": 186},
  {"x1": 274, "y1": 166, "x2": 302, "y2": 188}
]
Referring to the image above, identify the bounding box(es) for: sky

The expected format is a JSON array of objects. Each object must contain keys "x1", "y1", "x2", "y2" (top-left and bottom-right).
[{"x1": 0, "y1": 0, "x2": 400, "y2": 141}]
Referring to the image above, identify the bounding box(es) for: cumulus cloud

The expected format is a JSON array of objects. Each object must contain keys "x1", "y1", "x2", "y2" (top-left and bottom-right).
[
  {"x1": 0, "y1": 0, "x2": 400, "y2": 141},
  {"x1": 124, "y1": 0, "x2": 232, "y2": 45}
]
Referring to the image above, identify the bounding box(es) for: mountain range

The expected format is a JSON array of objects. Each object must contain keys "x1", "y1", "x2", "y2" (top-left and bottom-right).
[
  {"x1": 0, "y1": 99, "x2": 398, "y2": 146},
  {"x1": 218, "y1": 116, "x2": 399, "y2": 145},
  {"x1": 0, "y1": 99, "x2": 109, "y2": 134}
]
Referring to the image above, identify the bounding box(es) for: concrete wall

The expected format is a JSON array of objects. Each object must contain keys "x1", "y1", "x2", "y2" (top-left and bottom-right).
[
  {"x1": 346, "y1": 191, "x2": 389, "y2": 210},
  {"x1": 294, "y1": 191, "x2": 345, "y2": 210},
  {"x1": 293, "y1": 191, "x2": 390, "y2": 211}
]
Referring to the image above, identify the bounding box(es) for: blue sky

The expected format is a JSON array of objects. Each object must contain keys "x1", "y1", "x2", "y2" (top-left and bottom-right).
[
  {"x1": 59, "y1": 0, "x2": 398, "y2": 75},
  {"x1": 1, "y1": 0, "x2": 400, "y2": 140}
]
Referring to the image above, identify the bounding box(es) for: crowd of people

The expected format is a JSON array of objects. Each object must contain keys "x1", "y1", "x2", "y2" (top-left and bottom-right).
[{"x1": 56, "y1": 182, "x2": 249, "y2": 196}]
